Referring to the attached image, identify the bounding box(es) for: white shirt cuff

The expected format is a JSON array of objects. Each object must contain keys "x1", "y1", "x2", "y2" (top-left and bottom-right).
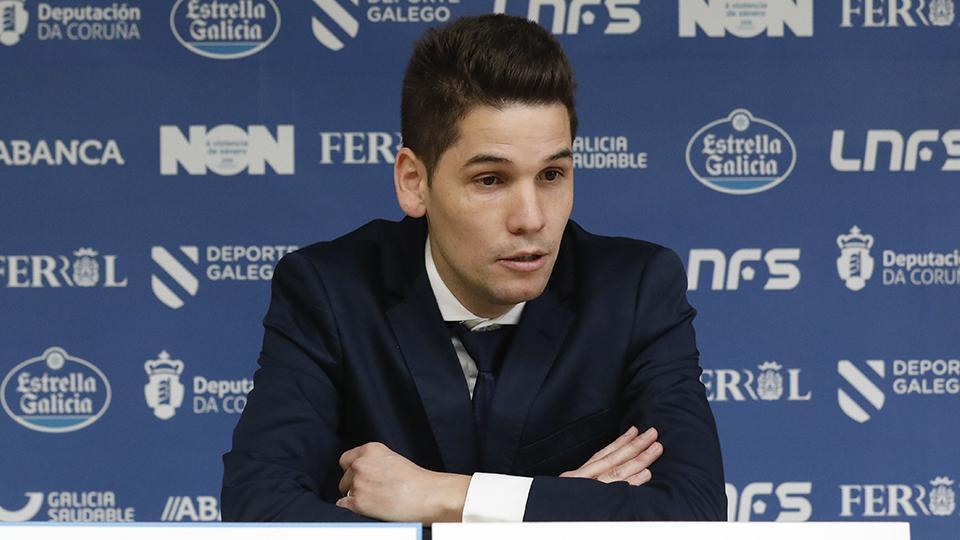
[{"x1": 461, "y1": 473, "x2": 533, "y2": 522}]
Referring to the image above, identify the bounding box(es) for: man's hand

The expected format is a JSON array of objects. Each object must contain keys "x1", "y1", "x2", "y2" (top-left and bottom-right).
[
  {"x1": 336, "y1": 442, "x2": 470, "y2": 524},
  {"x1": 560, "y1": 426, "x2": 662, "y2": 485}
]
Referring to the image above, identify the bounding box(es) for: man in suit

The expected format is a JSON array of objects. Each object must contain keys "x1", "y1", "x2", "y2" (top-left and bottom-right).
[{"x1": 222, "y1": 14, "x2": 724, "y2": 524}]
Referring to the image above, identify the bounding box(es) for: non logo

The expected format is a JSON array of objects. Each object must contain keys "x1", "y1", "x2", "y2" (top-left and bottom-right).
[{"x1": 680, "y1": 0, "x2": 813, "y2": 37}]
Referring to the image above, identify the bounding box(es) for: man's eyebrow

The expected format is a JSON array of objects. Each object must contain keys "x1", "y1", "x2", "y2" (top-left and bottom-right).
[
  {"x1": 461, "y1": 149, "x2": 573, "y2": 169},
  {"x1": 461, "y1": 154, "x2": 512, "y2": 169},
  {"x1": 545, "y1": 149, "x2": 573, "y2": 162}
]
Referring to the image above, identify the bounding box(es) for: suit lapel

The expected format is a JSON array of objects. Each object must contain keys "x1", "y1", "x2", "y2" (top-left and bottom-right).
[
  {"x1": 386, "y1": 271, "x2": 480, "y2": 474},
  {"x1": 481, "y1": 288, "x2": 575, "y2": 472}
]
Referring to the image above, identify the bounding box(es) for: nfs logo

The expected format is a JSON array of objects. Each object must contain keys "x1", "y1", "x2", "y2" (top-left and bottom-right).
[{"x1": 494, "y1": 0, "x2": 642, "y2": 35}]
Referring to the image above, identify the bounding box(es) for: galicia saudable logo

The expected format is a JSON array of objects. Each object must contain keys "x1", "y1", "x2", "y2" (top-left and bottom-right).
[
  {"x1": 686, "y1": 109, "x2": 797, "y2": 195},
  {"x1": 1, "y1": 347, "x2": 111, "y2": 433},
  {"x1": 0, "y1": 492, "x2": 43, "y2": 522},
  {"x1": 171, "y1": 0, "x2": 280, "y2": 60}
]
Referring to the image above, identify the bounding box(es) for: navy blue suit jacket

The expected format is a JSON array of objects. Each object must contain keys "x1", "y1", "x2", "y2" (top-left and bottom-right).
[{"x1": 222, "y1": 217, "x2": 725, "y2": 522}]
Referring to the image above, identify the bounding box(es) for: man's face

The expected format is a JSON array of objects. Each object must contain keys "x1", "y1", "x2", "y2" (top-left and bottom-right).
[{"x1": 423, "y1": 102, "x2": 574, "y2": 318}]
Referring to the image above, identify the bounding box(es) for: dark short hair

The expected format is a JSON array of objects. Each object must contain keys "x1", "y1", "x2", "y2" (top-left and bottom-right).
[{"x1": 401, "y1": 14, "x2": 578, "y2": 179}]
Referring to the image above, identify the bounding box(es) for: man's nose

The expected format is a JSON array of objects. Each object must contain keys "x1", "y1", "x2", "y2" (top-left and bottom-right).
[{"x1": 506, "y1": 180, "x2": 546, "y2": 235}]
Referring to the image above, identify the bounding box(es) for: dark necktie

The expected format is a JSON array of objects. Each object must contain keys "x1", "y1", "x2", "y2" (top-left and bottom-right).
[{"x1": 449, "y1": 322, "x2": 516, "y2": 464}]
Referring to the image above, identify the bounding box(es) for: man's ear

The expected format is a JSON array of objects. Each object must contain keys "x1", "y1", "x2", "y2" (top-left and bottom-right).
[{"x1": 394, "y1": 147, "x2": 428, "y2": 218}]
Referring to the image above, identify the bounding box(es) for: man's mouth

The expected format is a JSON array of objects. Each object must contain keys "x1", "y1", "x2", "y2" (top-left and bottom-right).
[{"x1": 497, "y1": 252, "x2": 548, "y2": 272}]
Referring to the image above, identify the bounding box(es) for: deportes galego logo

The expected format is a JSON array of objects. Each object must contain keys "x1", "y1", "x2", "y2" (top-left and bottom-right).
[
  {"x1": 170, "y1": 0, "x2": 280, "y2": 60},
  {"x1": 1, "y1": 347, "x2": 111, "y2": 433},
  {"x1": 686, "y1": 109, "x2": 797, "y2": 195}
]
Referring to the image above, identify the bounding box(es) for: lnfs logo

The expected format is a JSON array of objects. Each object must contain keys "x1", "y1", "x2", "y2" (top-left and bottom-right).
[
  {"x1": 160, "y1": 125, "x2": 294, "y2": 176},
  {"x1": 170, "y1": 0, "x2": 280, "y2": 60},
  {"x1": 726, "y1": 482, "x2": 813, "y2": 521},
  {"x1": 831, "y1": 128, "x2": 960, "y2": 172},
  {"x1": 1, "y1": 347, "x2": 111, "y2": 433},
  {"x1": 494, "y1": 0, "x2": 642, "y2": 35},
  {"x1": 686, "y1": 109, "x2": 797, "y2": 195},
  {"x1": 0, "y1": 0, "x2": 28, "y2": 46},
  {"x1": 687, "y1": 248, "x2": 801, "y2": 291},
  {"x1": 679, "y1": 0, "x2": 813, "y2": 37}
]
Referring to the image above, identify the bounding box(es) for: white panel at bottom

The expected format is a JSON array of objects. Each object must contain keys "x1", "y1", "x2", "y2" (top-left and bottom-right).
[{"x1": 433, "y1": 521, "x2": 909, "y2": 540}]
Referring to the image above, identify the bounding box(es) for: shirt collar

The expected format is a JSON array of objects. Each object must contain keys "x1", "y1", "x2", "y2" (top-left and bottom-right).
[{"x1": 425, "y1": 236, "x2": 525, "y2": 330}]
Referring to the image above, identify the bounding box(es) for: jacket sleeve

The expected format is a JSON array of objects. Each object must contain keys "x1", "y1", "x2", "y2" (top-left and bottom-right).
[
  {"x1": 523, "y1": 247, "x2": 726, "y2": 521},
  {"x1": 221, "y1": 250, "x2": 376, "y2": 522}
]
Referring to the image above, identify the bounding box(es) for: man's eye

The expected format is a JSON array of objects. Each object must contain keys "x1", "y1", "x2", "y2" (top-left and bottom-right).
[
  {"x1": 542, "y1": 169, "x2": 563, "y2": 181},
  {"x1": 476, "y1": 175, "x2": 500, "y2": 187}
]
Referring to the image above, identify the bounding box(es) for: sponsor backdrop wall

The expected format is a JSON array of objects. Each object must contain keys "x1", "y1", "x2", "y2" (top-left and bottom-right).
[{"x1": 0, "y1": 0, "x2": 957, "y2": 538}]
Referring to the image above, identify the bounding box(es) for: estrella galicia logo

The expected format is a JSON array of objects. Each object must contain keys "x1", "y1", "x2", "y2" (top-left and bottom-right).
[
  {"x1": 170, "y1": 0, "x2": 280, "y2": 60},
  {"x1": 1, "y1": 347, "x2": 111, "y2": 433},
  {"x1": 686, "y1": 109, "x2": 797, "y2": 195},
  {"x1": 151, "y1": 246, "x2": 200, "y2": 310},
  {"x1": 837, "y1": 359, "x2": 885, "y2": 424}
]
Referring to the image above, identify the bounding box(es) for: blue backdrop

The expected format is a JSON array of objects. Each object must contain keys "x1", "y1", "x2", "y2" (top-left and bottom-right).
[{"x1": 1, "y1": 1, "x2": 958, "y2": 538}]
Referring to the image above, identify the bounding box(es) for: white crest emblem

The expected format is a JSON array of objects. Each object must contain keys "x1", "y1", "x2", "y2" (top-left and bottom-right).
[
  {"x1": 929, "y1": 477, "x2": 956, "y2": 516},
  {"x1": 0, "y1": 0, "x2": 29, "y2": 47},
  {"x1": 756, "y1": 361, "x2": 784, "y2": 401},
  {"x1": 72, "y1": 248, "x2": 100, "y2": 287},
  {"x1": 929, "y1": 0, "x2": 955, "y2": 26},
  {"x1": 836, "y1": 226, "x2": 875, "y2": 292},
  {"x1": 144, "y1": 351, "x2": 185, "y2": 420}
]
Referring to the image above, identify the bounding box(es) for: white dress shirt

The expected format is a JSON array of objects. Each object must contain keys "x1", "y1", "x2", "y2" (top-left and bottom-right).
[{"x1": 424, "y1": 238, "x2": 533, "y2": 523}]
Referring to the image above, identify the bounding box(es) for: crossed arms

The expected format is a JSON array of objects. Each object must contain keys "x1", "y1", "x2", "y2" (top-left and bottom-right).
[{"x1": 221, "y1": 245, "x2": 725, "y2": 523}]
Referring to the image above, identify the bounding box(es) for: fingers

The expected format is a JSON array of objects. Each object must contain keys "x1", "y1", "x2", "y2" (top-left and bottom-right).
[
  {"x1": 584, "y1": 426, "x2": 638, "y2": 465},
  {"x1": 624, "y1": 469, "x2": 653, "y2": 486},
  {"x1": 338, "y1": 466, "x2": 355, "y2": 495},
  {"x1": 336, "y1": 495, "x2": 357, "y2": 513},
  {"x1": 596, "y1": 441, "x2": 662, "y2": 483},
  {"x1": 339, "y1": 446, "x2": 363, "y2": 471},
  {"x1": 574, "y1": 427, "x2": 658, "y2": 480}
]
